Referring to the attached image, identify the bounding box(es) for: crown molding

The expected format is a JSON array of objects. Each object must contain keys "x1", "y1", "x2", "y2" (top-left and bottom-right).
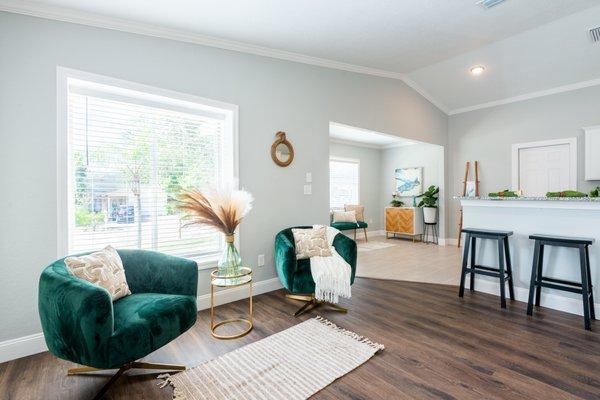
[
  {"x1": 329, "y1": 138, "x2": 383, "y2": 150},
  {"x1": 448, "y1": 77, "x2": 600, "y2": 115},
  {"x1": 329, "y1": 137, "x2": 419, "y2": 150},
  {"x1": 0, "y1": 0, "x2": 452, "y2": 114}
]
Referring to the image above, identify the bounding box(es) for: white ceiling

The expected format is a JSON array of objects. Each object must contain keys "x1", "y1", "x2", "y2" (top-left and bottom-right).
[
  {"x1": 4, "y1": 0, "x2": 600, "y2": 113},
  {"x1": 329, "y1": 123, "x2": 416, "y2": 148},
  {"x1": 408, "y1": 5, "x2": 600, "y2": 112}
]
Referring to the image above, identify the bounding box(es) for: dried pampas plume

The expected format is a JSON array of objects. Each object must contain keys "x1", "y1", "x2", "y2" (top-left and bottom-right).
[{"x1": 177, "y1": 183, "x2": 253, "y2": 235}]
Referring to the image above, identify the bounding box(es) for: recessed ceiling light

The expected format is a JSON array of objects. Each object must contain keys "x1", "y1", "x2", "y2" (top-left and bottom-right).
[{"x1": 470, "y1": 65, "x2": 485, "y2": 75}]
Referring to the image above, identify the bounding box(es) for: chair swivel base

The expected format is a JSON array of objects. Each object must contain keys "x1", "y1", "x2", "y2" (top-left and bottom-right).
[
  {"x1": 68, "y1": 361, "x2": 186, "y2": 400},
  {"x1": 285, "y1": 294, "x2": 348, "y2": 317}
]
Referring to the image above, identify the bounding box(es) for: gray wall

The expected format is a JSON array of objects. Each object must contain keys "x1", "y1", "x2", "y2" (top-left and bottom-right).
[
  {"x1": 0, "y1": 12, "x2": 447, "y2": 341},
  {"x1": 329, "y1": 142, "x2": 382, "y2": 231},
  {"x1": 447, "y1": 85, "x2": 600, "y2": 239},
  {"x1": 381, "y1": 143, "x2": 445, "y2": 237}
]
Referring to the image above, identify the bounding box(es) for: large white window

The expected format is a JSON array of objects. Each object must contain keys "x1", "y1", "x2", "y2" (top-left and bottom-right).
[
  {"x1": 329, "y1": 157, "x2": 360, "y2": 209},
  {"x1": 58, "y1": 68, "x2": 237, "y2": 263}
]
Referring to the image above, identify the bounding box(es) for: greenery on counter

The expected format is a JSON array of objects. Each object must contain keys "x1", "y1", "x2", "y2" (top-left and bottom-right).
[
  {"x1": 488, "y1": 190, "x2": 519, "y2": 198},
  {"x1": 546, "y1": 190, "x2": 588, "y2": 198},
  {"x1": 591, "y1": 187, "x2": 600, "y2": 198}
]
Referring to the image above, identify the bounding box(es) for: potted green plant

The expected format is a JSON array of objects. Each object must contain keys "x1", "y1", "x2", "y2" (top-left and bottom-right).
[{"x1": 417, "y1": 185, "x2": 439, "y2": 223}]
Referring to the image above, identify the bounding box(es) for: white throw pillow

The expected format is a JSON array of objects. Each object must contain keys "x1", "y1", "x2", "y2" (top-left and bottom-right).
[
  {"x1": 64, "y1": 245, "x2": 131, "y2": 301},
  {"x1": 332, "y1": 210, "x2": 357, "y2": 223},
  {"x1": 344, "y1": 205, "x2": 365, "y2": 222},
  {"x1": 292, "y1": 226, "x2": 332, "y2": 260}
]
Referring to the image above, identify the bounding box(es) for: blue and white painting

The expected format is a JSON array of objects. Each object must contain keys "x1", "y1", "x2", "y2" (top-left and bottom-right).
[{"x1": 395, "y1": 167, "x2": 423, "y2": 196}]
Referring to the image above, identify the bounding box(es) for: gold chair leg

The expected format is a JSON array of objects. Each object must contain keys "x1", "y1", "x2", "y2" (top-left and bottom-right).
[
  {"x1": 67, "y1": 361, "x2": 186, "y2": 400},
  {"x1": 325, "y1": 302, "x2": 348, "y2": 313},
  {"x1": 364, "y1": 228, "x2": 368, "y2": 242},
  {"x1": 285, "y1": 293, "x2": 349, "y2": 316},
  {"x1": 131, "y1": 362, "x2": 186, "y2": 371},
  {"x1": 68, "y1": 366, "x2": 105, "y2": 375},
  {"x1": 286, "y1": 293, "x2": 314, "y2": 302},
  {"x1": 294, "y1": 299, "x2": 320, "y2": 317}
]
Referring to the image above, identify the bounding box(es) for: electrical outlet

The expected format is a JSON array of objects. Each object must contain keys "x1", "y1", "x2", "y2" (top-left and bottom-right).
[
  {"x1": 303, "y1": 184, "x2": 312, "y2": 195},
  {"x1": 257, "y1": 254, "x2": 265, "y2": 267},
  {"x1": 305, "y1": 172, "x2": 312, "y2": 183}
]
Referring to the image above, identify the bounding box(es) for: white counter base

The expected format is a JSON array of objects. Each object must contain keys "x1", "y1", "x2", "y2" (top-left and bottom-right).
[{"x1": 460, "y1": 198, "x2": 600, "y2": 317}]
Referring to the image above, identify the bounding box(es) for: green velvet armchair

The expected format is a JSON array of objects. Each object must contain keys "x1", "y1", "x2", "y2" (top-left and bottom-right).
[
  {"x1": 38, "y1": 249, "x2": 198, "y2": 399},
  {"x1": 275, "y1": 226, "x2": 357, "y2": 316}
]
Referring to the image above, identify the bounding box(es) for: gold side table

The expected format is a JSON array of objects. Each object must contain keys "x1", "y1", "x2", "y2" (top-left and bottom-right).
[{"x1": 210, "y1": 267, "x2": 253, "y2": 340}]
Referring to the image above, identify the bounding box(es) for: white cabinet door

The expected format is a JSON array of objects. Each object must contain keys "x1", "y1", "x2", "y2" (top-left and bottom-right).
[{"x1": 514, "y1": 140, "x2": 576, "y2": 196}]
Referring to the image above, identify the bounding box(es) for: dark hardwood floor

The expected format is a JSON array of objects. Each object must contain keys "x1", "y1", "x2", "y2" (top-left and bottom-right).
[{"x1": 1, "y1": 278, "x2": 599, "y2": 399}]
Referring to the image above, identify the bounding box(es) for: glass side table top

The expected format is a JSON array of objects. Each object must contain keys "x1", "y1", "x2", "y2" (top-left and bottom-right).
[{"x1": 210, "y1": 266, "x2": 252, "y2": 287}]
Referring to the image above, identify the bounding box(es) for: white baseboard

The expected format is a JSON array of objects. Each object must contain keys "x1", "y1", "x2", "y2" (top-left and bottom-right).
[
  {"x1": 0, "y1": 332, "x2": 47, "y2": 364},
  {"x1": 467, "y1": 278, "x2": 600, "y2": 317},
  {"x1": 0, "y1": 277, "x2": 283, "y2": 365},
  {"x1": 197, "y1": 277, "x2": 282, "y2": 310},
  {"x1": 444, "y1": 238, "x2": 460, "y2": 246}
]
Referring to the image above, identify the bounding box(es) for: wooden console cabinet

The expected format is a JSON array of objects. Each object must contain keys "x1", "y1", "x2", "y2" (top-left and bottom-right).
[{"x1": 385, "y1": 207, "x2": 423, "y2": 241}]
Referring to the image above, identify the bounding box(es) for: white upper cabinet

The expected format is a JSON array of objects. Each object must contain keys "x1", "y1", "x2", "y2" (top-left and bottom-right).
[{"x1": 584, "y1": 126, "x2": 600, "y2": 181}]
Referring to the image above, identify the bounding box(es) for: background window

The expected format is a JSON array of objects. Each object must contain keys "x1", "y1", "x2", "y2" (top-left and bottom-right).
[
  {"x1": 64, "y1": 76, "x2": 236, "y2": 261},
  {"x1": 329, "y1": 158, "x2": 359, "y2": 209}
]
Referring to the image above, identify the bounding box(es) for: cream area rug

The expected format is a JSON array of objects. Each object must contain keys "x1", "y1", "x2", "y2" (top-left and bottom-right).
[
  {"x1": 159, "y1": 316, "x2": 384, "y2": 400},
  {"x1": 357, "y1": 241, "x2": 397, "y2": 252}
]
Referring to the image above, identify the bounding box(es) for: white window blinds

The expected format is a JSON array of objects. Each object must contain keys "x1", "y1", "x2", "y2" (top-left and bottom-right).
[
  {"x1": 66, "y1": 80, "x2": 234, "y2": 260},
  {"x1": 329, "y1": 158, "x2": 359, "y2": 209}
]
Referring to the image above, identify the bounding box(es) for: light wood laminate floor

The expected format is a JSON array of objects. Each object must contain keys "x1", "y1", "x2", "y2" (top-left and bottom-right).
[{"x1": 355, "y1": 235, "x2": 462, "y2": 285}]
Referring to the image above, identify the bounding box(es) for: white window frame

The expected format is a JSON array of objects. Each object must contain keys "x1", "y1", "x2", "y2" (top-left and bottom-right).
[
  {"x1": 511, "y1": 137, "x2": 577, "y2": 193},
  {"x1": 329, "y1": 156, "x2": 360, "y2": 210},
  {"x1": 56, "y1": 67, "x2": 239, "y2": 270}
]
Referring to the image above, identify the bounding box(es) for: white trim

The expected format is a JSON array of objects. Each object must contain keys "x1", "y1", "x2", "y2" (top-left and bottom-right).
[
  {"x1": 401, "y1": 76, "x2": 450, "y2": 115},
  {"x1": 444, "y1": 238, "x2": 460, "y2": 246},
  {"x1": 0, "y1": 277, "x2": 283, "y2": 363},
  {"x1": 0, "y1": 333, "x2": 47, "y2": 364},
  {"x1": 56, "y1": 66, "x2": 239, "y2": 259},
  {"x1": 0, "y1": 0, "x2": 451, "y2": 114},
  {"x1": 329, "y1": 138, "x2": 382, "y2": 150},
  {"x1": 466, "y1": 278, "x2": 600, "y2": 317},
  {"x1": 511, "y1": 137, "x2": 578, "y2": 194},
  {"x1": 449, "y1": 77, "x2": 600, "y2": 115}
]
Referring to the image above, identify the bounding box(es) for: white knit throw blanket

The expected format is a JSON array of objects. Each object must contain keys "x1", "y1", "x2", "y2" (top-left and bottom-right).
[{"x1": 310, "y1": 225, "x2": 352, "y2": 303}]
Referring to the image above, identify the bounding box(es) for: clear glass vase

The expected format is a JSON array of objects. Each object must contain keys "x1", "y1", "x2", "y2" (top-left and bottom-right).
[{"x1": 217, "y1": 234, "x2": 242, "y2": 280}]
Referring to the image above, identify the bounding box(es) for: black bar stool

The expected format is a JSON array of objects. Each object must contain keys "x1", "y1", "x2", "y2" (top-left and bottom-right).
[
  {"x1": 527, "y1": 234, "x2": 596, "y2": 330},
  {"x1": 459, "y1": 228, "x2": 515, "y2": 308}
]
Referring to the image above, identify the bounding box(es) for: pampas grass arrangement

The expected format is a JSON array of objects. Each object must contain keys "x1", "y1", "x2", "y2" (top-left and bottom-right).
[{"x1": 177, "y1": 184, "x2": 253, "y2": 237}]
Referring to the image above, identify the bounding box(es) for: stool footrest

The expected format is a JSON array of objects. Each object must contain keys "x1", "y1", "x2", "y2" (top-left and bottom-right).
[
  {"x1": 540, "y1": 276, "x2": 582, "y2": 287},
  {"x1": 467, "y1": 265, "x2": 511, "y2": 279},
  {"x1": 537, "y1": 281, "x2": 583, "y2": 295}
]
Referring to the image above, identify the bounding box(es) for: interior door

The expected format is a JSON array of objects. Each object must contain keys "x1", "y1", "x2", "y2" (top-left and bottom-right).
[{"x1": 518, "y1": 143, "x2": 571, "y2": 196}]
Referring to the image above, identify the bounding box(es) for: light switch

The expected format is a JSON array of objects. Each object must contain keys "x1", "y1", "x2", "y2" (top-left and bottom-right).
[
  {"x1": 304, "y1": 184, "x2": 312, "y2": 195},
  {"x1": 257, "y1": 254, "x2": 265, "y2": 267},
  {"x1": 306, "y1": 172, "x2": 312, "y2": 183}
]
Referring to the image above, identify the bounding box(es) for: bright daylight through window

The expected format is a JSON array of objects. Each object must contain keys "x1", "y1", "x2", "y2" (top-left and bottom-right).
[
  {"x1": 64, "y1": 75, "x2": 236, "y2": 261},
  {"x1": 329, "y1": 158, "x2": 359, "y2": 209}
]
